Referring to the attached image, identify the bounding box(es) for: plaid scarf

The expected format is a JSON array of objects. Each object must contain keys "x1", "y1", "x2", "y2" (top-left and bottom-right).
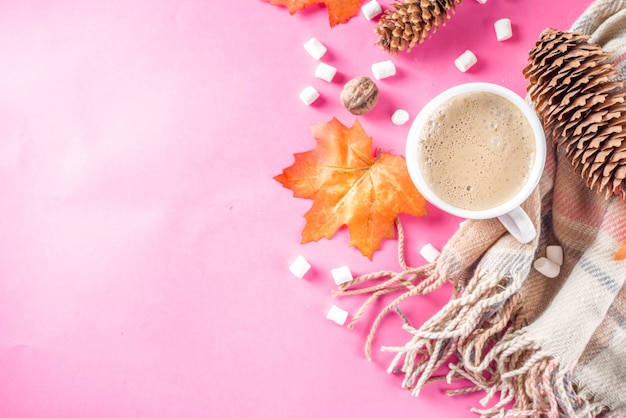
[{"x1": 338, "y1": 1, "x2": 626, "y2": 416}]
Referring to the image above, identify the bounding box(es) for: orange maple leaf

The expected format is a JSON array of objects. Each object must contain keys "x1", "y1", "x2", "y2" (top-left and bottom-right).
[
  {"x1": 275, "y1": 118, "x2": 428, "y2": 259},
  {"x1": 266, "y1": 0, "x2": 361, "y2": 27},
  {"x1": 616, "y1": 241, "x2": 626, "y2": 261}
]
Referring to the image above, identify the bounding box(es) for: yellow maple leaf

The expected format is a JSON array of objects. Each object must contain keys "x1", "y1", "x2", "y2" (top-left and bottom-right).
[
  {"x1": 266, "y1": 0, "x2": 362, "y2": 27},
  {"x1": 275, "y1": 118, "x2": 428, "y2": 259}
]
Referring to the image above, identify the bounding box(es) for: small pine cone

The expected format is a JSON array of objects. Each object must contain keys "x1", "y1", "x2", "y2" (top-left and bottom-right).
[
  {"x1": 375, "y1": 0, "x2": 462, "y2": 54},
  {"x1": 523, "y1": 28, "x2": 626, "y2": 200}
]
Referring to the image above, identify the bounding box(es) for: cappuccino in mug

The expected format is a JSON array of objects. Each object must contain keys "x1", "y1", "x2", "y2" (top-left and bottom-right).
[
  {"x1": 406, "y1": 83, "x2": 546, "y2": 243},
  {"x1": 416, "y1": 91, "x2": 536, "y2": 211}
]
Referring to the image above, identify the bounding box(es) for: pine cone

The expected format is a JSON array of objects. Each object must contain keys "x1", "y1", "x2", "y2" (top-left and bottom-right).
[
  {"x1": 523, "y1": 28, "x2": 626, "y2": 200},
  {"x1": 375, "y1": 0, "x2": 462, "y2": 54}
]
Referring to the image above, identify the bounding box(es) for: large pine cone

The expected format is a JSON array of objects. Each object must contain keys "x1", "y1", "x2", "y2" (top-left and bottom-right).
[
  {"x1": 524, "y1": 28, "x2": 626, "y2": 200},
  {"x1": 375, "y1": 0, "x2": 462, "y2": 54}
]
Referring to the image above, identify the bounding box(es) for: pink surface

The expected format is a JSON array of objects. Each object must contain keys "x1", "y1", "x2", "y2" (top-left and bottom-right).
[{"x1": 0, "y1": 1, "x2": 593, "y2": 417}]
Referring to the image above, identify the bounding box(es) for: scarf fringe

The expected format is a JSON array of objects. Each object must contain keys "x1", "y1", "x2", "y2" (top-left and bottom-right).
[
  {"x1": 448, "y1": 289, "x2": 616, "y2": 417},
  {"x1": 334, "y1": 262, "x2": 446, "y2": 359},
  {"x1": 334, "y1": 218, "x2": 448, "y2": 359},
  {"x1": 381, "y1": 282, "x2": 613, "y2": 418},
  {"x1": 464, "y1": 333, "x2": 611, "y2": 418},
  {"x1": 380, "y1": 269, "x2": 526, "y2": 397},
  {"x1": 335, "y1": 219, "x2": 616, "y2": 417}
]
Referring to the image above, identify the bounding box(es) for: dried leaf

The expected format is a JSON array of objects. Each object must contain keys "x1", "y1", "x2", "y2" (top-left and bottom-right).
[
  {"x1": 266, "y1": 0, "x2": 361, "y2": 27},
  {"x1": 616, "y1": 240, "x2": 626, "y2": 261},
  {"x1": 275, "y1": 118, "x2": 428, "y2": 259}
]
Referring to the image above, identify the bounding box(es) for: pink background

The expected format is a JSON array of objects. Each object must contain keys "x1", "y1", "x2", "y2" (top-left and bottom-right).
[{"x1": 0, "y1": 1, "x2": 593, "y2": 417}]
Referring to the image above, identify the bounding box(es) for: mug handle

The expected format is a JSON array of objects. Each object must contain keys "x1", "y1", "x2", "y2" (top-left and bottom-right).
[{"x1": 497, "y1": 206, "x2": 536, "y2": 244}]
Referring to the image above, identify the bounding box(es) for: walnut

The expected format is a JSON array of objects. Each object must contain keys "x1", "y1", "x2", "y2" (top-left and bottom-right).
[{"x1": 340, "y1": 76, "x2": 379, "y2": 115}]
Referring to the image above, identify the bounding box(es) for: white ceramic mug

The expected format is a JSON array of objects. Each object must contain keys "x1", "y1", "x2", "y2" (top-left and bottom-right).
[{"x1": 406, "y1": 82, "x2": 546, "y2": 243}]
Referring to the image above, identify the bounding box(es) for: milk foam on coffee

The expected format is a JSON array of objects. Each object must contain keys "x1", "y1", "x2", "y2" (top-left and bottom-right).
[{"x1": 417, "y1": 91, "x2": 536, "y2": 211}]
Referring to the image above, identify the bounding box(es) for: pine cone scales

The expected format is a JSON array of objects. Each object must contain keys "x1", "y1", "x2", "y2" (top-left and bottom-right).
[
  {"x1": 523, "y1": 28, "x2": 626, "y2": 200},
  {"x1": 376, "y1": 0, "x2": 462, "y2": 54}
]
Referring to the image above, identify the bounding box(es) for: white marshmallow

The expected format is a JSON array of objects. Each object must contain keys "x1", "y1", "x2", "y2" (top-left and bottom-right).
[
  {"x1": 299, "y1": 86, "x2": 320, "y2": 105},
  {"x1": 419, "y1": 243, "x2": 440, "y2": 263},
  {"x1": 331, "y1": 265, "x2": 353, "y2": 285},
  {"x1": 494, "y1": 18, "x2": 512, "y2": 41},
  {"x1": 304, "y1": 37, "x2": 327, "y2": 60},
  {"x1": 533, "y1": 257, "x2": 560, "y2": 278},
  {"x1": 454, "y1": 50, "x2": 477, "y2": 72},
  {"x1": 326, "y1": 304, "x2": 349, "y2": 326},
  {"x1": 361, "y1": 0, "x2": 382, "y2": 20},
  {"x1": 546, "y1": 245, "x2": 564, "y2": 266},
  {"x1": 391, "y1": 109, "x2": 410, "y2": 125},
  {"x1": 315, "y1": 62, "x2": 337, "y2": 82},
  {"x1": 475, "y1": 0, "x2": 487, "y2": 3},
  {"x1": 289, "y1": 255, "x2": 311, "y2": 278},
  {"x1": 372, "y1": 60, "x2": 396, "y2": 80}
]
